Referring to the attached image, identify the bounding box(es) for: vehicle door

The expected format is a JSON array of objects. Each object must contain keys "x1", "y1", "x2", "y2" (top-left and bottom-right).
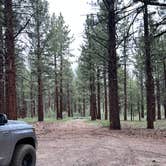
[{"x1": 0, "y1": 123, "x2": 11, "y2": 164}]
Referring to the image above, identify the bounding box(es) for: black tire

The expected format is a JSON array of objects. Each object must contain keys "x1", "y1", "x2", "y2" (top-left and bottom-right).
[{"x1": 11, "y1": 144, "x2": 36, "y2": 166}]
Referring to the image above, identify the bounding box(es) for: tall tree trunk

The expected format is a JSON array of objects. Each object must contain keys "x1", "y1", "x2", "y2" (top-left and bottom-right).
[
  {"x1": 54, "y1": 54, "x2": 59, "y2": 119},
  {"x1": 4, "y1": 0, "x2": 17, "y2": 120},
  {"x1": 90, "y1": 72, "x2": 97, "y2": 120},
  {"x1": 90, "y1": 76, "x2": 93, "y2": 119},
  {"x1": 163, "y1": 61, "x2": 166, "y2": 118},
  {"x1": 104, "y1": 67, "x2": 108, "y2": 120},
  {"x1": 30, "y1": 74, "x2": 35, "y2": 118},
  {"x1": 33, "y1": 100, "x2": 35, "y2": 117},
  {"x1": 156, "y1": 77, "x2": 161, "y2": 120},
  {"x1": 0, "y1": 10, "x2": 4, "y2": 113},
  {"x1": 97, "y1": 68, "x2": 101, "y2": 119},
  {"x1": 108, "y1": 0, "x2": 121, "y2": 129},
  {"x1": 130, "y1": 78, "x2": 133, "y2": 121},
  {"x1": 143, "y1": 3, "x2": 155, "y2": 129},
  {"x1": 37, "y1": 54, "x2": 43, "y2": 121},
  {"x1": 74, "y1": 102, "x2": 77, "y2": 113},
  {"x1": 37, "y1": 0, "x2": 43, "y2": 121},
  {"x1": 67, "y1": 84, "x2": 71, "y2": 117},
  {"x1": 21, "y1": 92, "x2": 26, "y2": 119},
  {"x1": 124, "y1": 57, "x2": 127, "y2": 121},
  {"x1": 59, "y1": 51, "x2": 63, "y2": 119},
  {"x1": 0, "y1": 54, "x2": 4, "y2": 113},
  {"x1": 123, "y1": 38, "x2": 128, "y2": 121},
  {"x1": 104, "y1": 68, "x2": 108, "y2": 120},
  {"x1": 48, "y1": 89, "x2": 51, "y2": 109},
  {"x1": 130, "y1": 104, "x2": 133, "y2": 121},
  {"x1": 71, "y1": 100, "x2": 73, "y2": 117},
  {"x1": 78, "y1": 99, "x2": 81, "y2": 115},
  {"x1": 140, "y1": 72, "x2": 144, "y2": 118},
  {"x1": 138, "y1": 101, "x2": 141, "y2": 121},
  {"x1": 83, "y1": 98, "x2": 85, "y2": 117},
  {"x1": 23, "y1": 100, "x2": 27, "y2": 118},
  {"x1": 20, "y1": 78, "x2": 24, "y2": 118}
]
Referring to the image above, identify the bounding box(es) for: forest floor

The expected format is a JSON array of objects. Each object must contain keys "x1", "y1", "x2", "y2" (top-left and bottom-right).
[{"x1": 33, "y1": 119, "x2": 166, "y2": 166}]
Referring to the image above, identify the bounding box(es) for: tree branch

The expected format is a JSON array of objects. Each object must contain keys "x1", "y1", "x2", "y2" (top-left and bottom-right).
[
  {"x1": 14, "y1": 17, "x2": 32, "y2": 39},
  {"x1": 154, "y1": 30, "x2": 166, "y2": 38}
]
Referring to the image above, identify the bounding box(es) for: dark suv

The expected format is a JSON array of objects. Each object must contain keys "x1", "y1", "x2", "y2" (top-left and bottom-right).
[{"x1": 0, "y1": 114, "x2": 37, "y2": 166}]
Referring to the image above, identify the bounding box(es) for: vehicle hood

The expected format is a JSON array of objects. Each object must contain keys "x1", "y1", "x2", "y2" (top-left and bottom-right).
[{"x1": 7, "y1": 120, "x2": 33, "y2": 131}]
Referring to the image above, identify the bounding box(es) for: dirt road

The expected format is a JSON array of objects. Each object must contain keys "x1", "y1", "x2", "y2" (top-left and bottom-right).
[{"x1": 35, "y1": 120, "x2": 166, "y2": 166}]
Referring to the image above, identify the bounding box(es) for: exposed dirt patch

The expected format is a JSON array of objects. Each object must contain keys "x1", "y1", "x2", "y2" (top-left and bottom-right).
[{"x1": 34, "y1": 120, "x2": 166, "y2": 166}]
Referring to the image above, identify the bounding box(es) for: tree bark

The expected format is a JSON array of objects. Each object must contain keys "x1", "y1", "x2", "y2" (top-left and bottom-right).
[
  {"x1": 104, "y1": 67, "x2": 108, "y2": 120},
  {"x1": 33, "y1": 100, "x2": 35, "y2": 117},
  {"x1": 107, "y1": 0, "x2": 121, "y2": 129},
  {"x1": 71, "y1": 101, "x2": 73, "y2": 117},
  {"x1": 130, "y1": 78, "x2": 133, "y2": 121},
  {"x1": 156, "y1": 77, "x2": 161, "y2": 120},
  {"x1": 0, "y1": 10, "x2": 4, "y2": 114},
  {"x1": 21, "y1": 92, "x2": 27, "y2": 119},
  {"x1": 67, "y1": 84, "x2": 71, "y2": 117},
  {"x1": 0, "y1": 54, "x2": 4, "y2": 114},
  {"x1": 123, "y1": 34, "x2": 128, "y2": 121},
  {"x1": 163, "y1": 61, "x2": 166, "y2": 119},
  {"x1": 130, "y1": 104, "x2": 133, "y2": 121},
  {"x1": 143, "y1": 3, "x2": 155, "y2": 129},
  {"x1": 74, "y1": 102, "x2": 77, "y2": 113},
  {"x1": 83, "y1": 98, "x2": 86, "y2": 117},
  {"x1": 48, "y1": 89, "x2": 51, "y2": 109},
  {"x1": 97, "y1": 68, "x2": 101, "y2": 119},
  {"x1": 54, "y1": 54, "x2": 59, "y2": 119},
  {"x1": 138, "y1": 101, "x2": 141, "y2": 121},
  {"x1": 59, "y1": 50, "x2": 63, "y2": 119},
  {"x1": 30, "y1": 74, "x2": 35, "y2": 118},
  {"x1": 140, "y1": 72, "x2": 144, "y2": 118},
  {"x1": 37, "y1": 55, "x2": 43, "y2": 121},
  {"x1": 36, "y1": 0, "x2": 43, "y2": 121},
  {"x1": 4, "y1": 0, "x2": 17, "y2": 120},
  {"x1": 90, "y1": 72, "x2": 97, "y2": 120},
  {"x1": 124, "y1": 50, "x2": 127, "y2": 121}
]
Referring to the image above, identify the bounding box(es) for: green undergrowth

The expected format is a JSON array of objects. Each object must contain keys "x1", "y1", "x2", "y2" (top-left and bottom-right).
[
  {"x1": 19, "y1": 117, "x2": 73, "y2": 124},
  {"x1": 122, "y1": 120, "x2": 166, "y2": 129},
  {"x1": 85, "y1": 118, "x2": 166, "y2": 129},
  {"x1": 85, "y1": 119, "x2": 107, "y2": 127},
  {"x1": 19, "y1": 117, "x2": 38, "y2": 123},
  {"x1": 155, "y1": 120, "x2": 166, "y2": 129},
  {"x1": 19, "y1": 116, "x2": 166, "y2": 130}
]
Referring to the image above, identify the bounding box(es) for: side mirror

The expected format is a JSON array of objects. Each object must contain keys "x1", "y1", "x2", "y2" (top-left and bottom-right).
[{"x1": 0, "y1": 114, "x2": 8, "y2": 125}]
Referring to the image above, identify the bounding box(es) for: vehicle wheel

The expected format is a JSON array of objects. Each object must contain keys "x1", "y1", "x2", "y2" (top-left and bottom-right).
[{"x1": 11, "y1": 144, "x2": 36, "y2": 166}]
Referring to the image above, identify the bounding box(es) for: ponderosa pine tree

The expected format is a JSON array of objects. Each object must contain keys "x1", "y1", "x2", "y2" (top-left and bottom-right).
[
  {"x1": 97, "y1": 67, "x2": 101, "y2": 119},
  {"x1": 49, "y1": 14, "x2": 59, "y2": 119},
  {"x1": 28, "y1": 0, "x2": 50, "y2": 121},
  {"x1": 4, "y1": 0, "x2": 17, "y2": 119},
  {"x1": 48, "y1": 13, "x2": 73, "y2": 119},
  {"x1": 103, "y1": 64, "x2": 108, "y2": 120},
  {"x1": 105, "y1": 0, "x2": 121, "y2": 129},
  {"x1": 0, "y1": 0, "x2": 4, "y2": 114},
  {"x1": 75, "y1": 58, "x2": 89, "y2": 117},
  {"x1": 56, "y1": 14, "x2": 72, "y2": 119},
  {"x1": 164, "y1": 59, "x2": 166, "y2": 118}
]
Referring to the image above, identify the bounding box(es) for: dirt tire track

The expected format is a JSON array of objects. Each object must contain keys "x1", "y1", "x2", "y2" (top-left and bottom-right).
[{"x1": 34, "y1": 120, "x2": 166, "y2": 166}]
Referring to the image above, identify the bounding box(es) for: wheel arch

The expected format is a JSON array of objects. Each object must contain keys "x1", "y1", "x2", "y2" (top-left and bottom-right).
[{"x1": 15, "y1": 137, "x2": 36, "y2": 149}]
